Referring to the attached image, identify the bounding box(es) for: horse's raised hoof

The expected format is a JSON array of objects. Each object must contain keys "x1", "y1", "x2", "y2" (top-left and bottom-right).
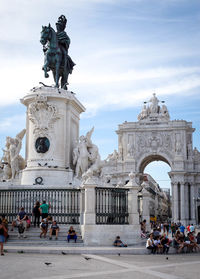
[{"x1": 45, "y1": 73, "x2": 49, "y2": 78}]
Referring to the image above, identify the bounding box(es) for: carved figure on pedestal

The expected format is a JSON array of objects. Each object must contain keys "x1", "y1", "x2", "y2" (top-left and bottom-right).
[
  {"x1": 138, "y1": 104, "x2": 149, "y2": 120},
  {"x1": 73, "y1": 127, "x2": 103, "y2": 179},
  {"x1": 175, "y1": 133, "x2": 182, "y2": 155},
  {"x1": 9, "y1": 129, "x2": 26, "y2": 179},
  {"x1": 193, "y1": 147, "x2": 200, "y2": 162},
  {"x1": 1, "y1": 129, "x2": 26, "y2": 180},
  {"x1": 149, "y1": 93, "x2": 160, "y2": 113},
  {"x1": 73, "y1": 135, "x2": 90, "y2": 178},
  {"x1": 161, "y1": 104, "x2": 169, "y2": 119},
  {"x1": 105, "y1": 149, "x2": 119, "y2": 162},
  {"x1": 40, "y1": 15, "x2": 75, "y2": 89},
  {"x1": 2, "y1": 164, "x2": 11, "y2": 180},
  {"x1": 127, "y1": 142, "x2": 134, "y2": 157}
]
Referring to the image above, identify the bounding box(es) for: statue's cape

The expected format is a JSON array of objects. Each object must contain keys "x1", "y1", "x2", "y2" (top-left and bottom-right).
[{"x1": 67, "y1": 55, "x2": 76, "y2": 73}]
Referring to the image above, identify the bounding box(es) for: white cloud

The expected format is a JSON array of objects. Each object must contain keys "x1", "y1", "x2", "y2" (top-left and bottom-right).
[{"x1": 0, "y1": 114, "x2": 25, "y2": 132}]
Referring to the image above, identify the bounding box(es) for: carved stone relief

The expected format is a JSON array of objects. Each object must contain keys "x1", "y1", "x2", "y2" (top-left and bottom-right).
[
  {"x1": 175, "y1": 133, "x2": 183, "y2": 155},
  {"x1": 28, "y1": 95, "x2": 60, "y2": 134},
  {"x1": 127, "y1": 134, "x2": 134, "y2": 157}
]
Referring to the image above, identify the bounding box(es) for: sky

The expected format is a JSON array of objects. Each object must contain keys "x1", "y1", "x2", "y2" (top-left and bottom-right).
[{"x1": 0, "y1": 0, "x2": 200, "y2": 189}]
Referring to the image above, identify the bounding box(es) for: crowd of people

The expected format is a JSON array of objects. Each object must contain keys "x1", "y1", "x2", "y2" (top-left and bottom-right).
[
  {"x1": 0, "y1": 200, "x2": 78, "y2": 256},
  {"x1": 145, "y1": 220, "x2": 200, "y2": 254},
  {"x1": 1, "y1": 204, "x2": 200, "y2": 256}
]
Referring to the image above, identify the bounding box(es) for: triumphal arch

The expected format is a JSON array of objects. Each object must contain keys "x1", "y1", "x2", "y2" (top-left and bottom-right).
[{"x1": 104, "y1": 93, "x2": 200, "y2": 225}]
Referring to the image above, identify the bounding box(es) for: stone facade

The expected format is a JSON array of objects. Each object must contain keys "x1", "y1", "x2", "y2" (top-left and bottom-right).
[{"x1": 1, "y1": 91, "x2": 200, "y2": 246}]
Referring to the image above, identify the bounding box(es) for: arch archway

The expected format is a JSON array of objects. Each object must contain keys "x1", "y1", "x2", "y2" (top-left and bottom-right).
[
  {"x1": 114, "y1": 94, "x2": 198, "y2": 225},
  {"x1": 138, "y1": 154, "x2": 171, "y2": 174},
  {"x1": 138, "y1": 154, "x2": 171, "y2": 223}
]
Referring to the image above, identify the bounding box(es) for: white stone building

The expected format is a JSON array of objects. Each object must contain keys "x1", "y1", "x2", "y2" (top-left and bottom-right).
[{"x1": 102, "y1": 93, "x2": 200, "y2": 226}]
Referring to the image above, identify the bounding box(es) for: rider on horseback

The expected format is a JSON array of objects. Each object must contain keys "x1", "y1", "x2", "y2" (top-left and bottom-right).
[
  {"x1": 55, "y1": 15, "x2": 75, "y2": 88},
  {"x1": 40, "y1": 15, "x2": 75, "y2": 89}
]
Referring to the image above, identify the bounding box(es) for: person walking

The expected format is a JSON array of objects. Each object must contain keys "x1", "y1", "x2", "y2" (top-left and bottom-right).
[
  {"x1": 40, "y1": 200, "x2": 51, "y2": 219},
  {"x1": 0, "y1": 219, "x2": 7, "y2": 256},
  {"x1": 32, "y1": 201, "x2": 41, "y2": 227}
]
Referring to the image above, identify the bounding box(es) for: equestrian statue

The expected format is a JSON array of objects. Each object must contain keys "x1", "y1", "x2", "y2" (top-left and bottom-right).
[{"x1": 40, "y1": 15, "x2": 75, "y2": 89}]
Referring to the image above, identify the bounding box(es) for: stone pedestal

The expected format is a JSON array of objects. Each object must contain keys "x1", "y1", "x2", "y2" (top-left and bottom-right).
[
  {"x1": 141, "y1": 186, "x2": 151, "y2": 231},
  {"x1": 82, "y1": 178, "x2": 96, "y2": 225},
  {"x1": 125, "y1": 173, "x2": 140, "y2": 227},
  {"x1": 20, "y1": 86, "x2": 85, "y2": 186}
]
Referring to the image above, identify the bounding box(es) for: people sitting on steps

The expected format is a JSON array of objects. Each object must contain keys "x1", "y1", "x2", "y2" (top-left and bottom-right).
[
  {"x1": 113, "y1": 236, "x2": 127, "y2": 247},
  {"x1": 11, "y1": 207, "x2": 28, "y2": 237},
  {"x1": 49, "y1": 220, "x2": 59, "y2": 240},
  {"x1": 67, "y1": 226, "x2": 77, "y2": 243},
  {"x1": 40, "y1": 218, "x2": 49, "y2": 238}
]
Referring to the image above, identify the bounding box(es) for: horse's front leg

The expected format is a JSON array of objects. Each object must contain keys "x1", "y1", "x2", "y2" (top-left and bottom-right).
[
  {"x1": 43, "y1": 54, "x2": 49, "y2": 78},
  {"x1": 55, "y1": 61, "x2": 60, "y2": 88}
]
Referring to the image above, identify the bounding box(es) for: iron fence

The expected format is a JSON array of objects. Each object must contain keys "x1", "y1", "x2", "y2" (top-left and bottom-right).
[
  {"x1": 0, "y1": 188, "x2": 80, "y2": 224},
  {"x1": 96, "y1": 187, "x2": 129, "y2": 224}
]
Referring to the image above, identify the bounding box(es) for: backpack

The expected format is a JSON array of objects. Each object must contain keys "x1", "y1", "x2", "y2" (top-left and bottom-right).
[{"x1": 33, "y1": 205, "x2": 40, "y2": 214}]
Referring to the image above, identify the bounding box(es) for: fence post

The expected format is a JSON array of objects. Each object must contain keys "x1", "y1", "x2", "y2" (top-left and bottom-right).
[
  {"x1": 125, "y1": 173, "x2": 140, "y2": 225},
  {"x1": 82, "y1": 177, "x2": 97, "y2": 225}
]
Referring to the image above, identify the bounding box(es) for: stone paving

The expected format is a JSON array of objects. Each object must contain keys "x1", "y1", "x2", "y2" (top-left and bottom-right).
[{"x1": 0, "y1": 252, "x2": 200, "y2": 279}]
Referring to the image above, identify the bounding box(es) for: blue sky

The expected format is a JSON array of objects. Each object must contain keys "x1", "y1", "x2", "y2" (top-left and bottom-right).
[{"x1": 0, "y1": 0, "x2": 200, "y2": 188}]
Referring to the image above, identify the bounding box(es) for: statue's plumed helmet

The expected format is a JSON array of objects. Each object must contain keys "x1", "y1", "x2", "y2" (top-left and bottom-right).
[{"x1": 56, "y1": 15, "x2": 67, "y2": 30}]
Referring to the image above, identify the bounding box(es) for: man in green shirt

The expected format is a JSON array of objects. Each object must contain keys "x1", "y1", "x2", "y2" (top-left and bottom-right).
[{"x1": 40, "y1": 200, "x2": 50, "y2": 219}]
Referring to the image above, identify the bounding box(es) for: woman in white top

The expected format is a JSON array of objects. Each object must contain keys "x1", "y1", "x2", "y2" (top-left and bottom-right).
[{"x1": 146, "y1": 233, "x2": 156, "y2": 254}]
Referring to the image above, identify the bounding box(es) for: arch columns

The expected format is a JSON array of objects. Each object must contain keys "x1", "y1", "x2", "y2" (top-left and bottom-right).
[
  {"x1": 172, "y1": 182, "x2": 179, "y2": 223},
  {"x1": 180, "y1": 182, "x2": 186, "y2": 224},
  {"x1": 190, "y1": 183, "x2": 196, "y2": 223}
]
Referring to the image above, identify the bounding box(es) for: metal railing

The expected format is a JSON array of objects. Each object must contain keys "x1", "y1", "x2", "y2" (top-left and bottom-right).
[
  {"x1": 0, "y1": 188, "x2": 81, "y2": 224},
  {"x1": 95, "y1": 187, "x2": 129, "y2": 224}
]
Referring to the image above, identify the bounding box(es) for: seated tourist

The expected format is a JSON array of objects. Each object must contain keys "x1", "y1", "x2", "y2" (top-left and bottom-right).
[
  {"x1": 175, "y1": 231, "x2": 187, "y2": 253},
  {"x1": 11, "y1": 207, "x2": 27, "y2": 232},
  {"x1": 196, "y1": 232, "x2": 200, "y2": 244},
  {"x1": 184, "y1": 233, "x2": 193, "y2": 253},
  {"x1": 40, "y1": 218, "x2": 49, "y2": 238},
  {"x1": 160, "y1": 234, "x2": 170, "y2": 254},
  {"x1": 25, "y1": 216, "x2": 31, "y2": 229},
  {"x1": 189, "y1": 232, "x2": 200, "y2": 252},
  {"x1": 154, "y1": 235, "x2": 163, "y2": 254},
  {"x1": 113, "y1": 236, "x2": 127, "y2": 247},
  {"x1": 146, "y1": 233, "x2": 156, "y2": 254},
  {"x1": 153, "y1": 228, "x2": 161, "y2": 239},
  {"x1": 49, "y1": 220, "x2": 59, "y2": 240},
  {"x1": 67, "y1": 226, "x2": 77, "y2": 243}
]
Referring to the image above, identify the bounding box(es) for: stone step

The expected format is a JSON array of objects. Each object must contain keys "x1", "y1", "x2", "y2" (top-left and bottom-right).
[
  {"x1": 5, "y1": 240, "x2": 84, "y2": 246},
  {"x1": 3, "y1": 245, "x2": 180, "y2": 255},
  {"x1": 9, "y1": 233, "x2": 81, "y2": 238},
  {"x1": 7, "y1": 224, "x2": 83, "y2": 244}
]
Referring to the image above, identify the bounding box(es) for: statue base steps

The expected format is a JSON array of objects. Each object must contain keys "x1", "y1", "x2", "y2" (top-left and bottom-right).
[{"x1": 20, "y1": 167, "x2": 74, "y2": 186}]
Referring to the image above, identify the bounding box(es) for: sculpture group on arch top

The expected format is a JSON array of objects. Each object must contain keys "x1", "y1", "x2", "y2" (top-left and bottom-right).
[{"x1": 0, "y1": 15, "x2": 200, "y2": 225}]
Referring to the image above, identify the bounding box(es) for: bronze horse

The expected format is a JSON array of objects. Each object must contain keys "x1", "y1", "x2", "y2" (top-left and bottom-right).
[{"x1": 40, "y1": 24, "x2": 75, "y2": 89}]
